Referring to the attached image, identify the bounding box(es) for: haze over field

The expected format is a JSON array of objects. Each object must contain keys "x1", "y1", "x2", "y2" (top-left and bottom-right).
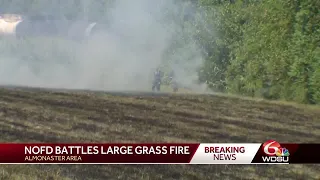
[
  {"x1": 0, "y1": 0, "x2": 208, "y2": 92},
  {"x1": 0, "y1": 0, "x2": 319, "y2": 104}
]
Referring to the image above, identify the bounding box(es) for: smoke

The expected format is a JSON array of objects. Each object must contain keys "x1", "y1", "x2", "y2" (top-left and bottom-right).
[{"x1": 0, "y1": 0, "x2": 209, "y2": 93}]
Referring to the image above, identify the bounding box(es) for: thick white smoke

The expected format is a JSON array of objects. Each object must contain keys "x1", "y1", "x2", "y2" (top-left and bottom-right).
[{"x1": 0, "y1": 0, "x2": 209, "y2": 92}]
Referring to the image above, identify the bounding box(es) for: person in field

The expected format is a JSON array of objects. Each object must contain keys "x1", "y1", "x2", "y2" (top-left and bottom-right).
[{"x1": 152, "y1": 68, "x2": 163, "y2": 92}]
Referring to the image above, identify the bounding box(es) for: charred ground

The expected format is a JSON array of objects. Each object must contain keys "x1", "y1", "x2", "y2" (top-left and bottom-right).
[{"x1": 0, "y1": 86, "x2": 319, "y2": 180}]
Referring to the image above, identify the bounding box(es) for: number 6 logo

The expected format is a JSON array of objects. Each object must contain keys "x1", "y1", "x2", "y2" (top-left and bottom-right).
[{"x1": 262, "y1": 140, "x2": 281, "y2": 156}]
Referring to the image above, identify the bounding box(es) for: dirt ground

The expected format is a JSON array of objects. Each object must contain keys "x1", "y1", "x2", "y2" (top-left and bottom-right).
[{"x1": 0, "y1": 86, "x2": 319, "y2": 180}]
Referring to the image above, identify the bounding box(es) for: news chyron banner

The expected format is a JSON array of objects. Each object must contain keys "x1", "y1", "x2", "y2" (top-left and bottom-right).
[{"x1": 0, "y1": 140, "x2": 318, "y2": 164}]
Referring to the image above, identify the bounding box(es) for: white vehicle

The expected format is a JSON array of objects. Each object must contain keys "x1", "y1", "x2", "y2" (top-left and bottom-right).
[{"x1": 0, "y1": 13, "x2": 105, "y2": 41}]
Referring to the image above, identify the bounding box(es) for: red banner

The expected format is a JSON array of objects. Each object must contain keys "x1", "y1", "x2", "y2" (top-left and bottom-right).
[
  {"x1": 0, "y1": 142, "x2": 319, "y2": 164},
  {"x1": 0, "y1": 143, "x2": 199, "y2": 164}
]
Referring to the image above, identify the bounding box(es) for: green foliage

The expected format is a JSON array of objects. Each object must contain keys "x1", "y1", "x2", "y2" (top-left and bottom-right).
[{"x1": 196, "y1": 0, "x2": 320, "y2": 104}]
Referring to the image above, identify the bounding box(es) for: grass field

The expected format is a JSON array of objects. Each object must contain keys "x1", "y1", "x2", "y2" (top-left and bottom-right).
[{"x1": 0, "y1": 86, "x2": 319, "y2": 180}]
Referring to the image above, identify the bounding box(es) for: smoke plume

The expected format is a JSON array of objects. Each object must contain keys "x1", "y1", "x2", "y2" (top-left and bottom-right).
[{"x1": 0, "y1": 0, "x2": 209, "y2": 93}]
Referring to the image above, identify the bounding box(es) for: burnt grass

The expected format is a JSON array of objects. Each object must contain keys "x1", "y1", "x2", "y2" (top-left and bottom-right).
[{"x1": 0, "y1": 86, "x2": 319, "y2": 180}]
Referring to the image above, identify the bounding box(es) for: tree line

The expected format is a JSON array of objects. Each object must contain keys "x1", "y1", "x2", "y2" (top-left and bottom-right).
[{"x1": 195, "y1": 0, "x2": 319, "y2": 104}]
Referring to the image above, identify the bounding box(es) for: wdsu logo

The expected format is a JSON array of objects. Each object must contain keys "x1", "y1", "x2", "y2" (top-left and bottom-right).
[{"x1": 262, "y1": 140, "x2": 290, "y2": 163}]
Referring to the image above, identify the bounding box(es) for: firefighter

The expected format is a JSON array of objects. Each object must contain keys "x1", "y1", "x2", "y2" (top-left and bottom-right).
[{"x1": 152, "y1": 68, "x2": 163, "y2": 92}]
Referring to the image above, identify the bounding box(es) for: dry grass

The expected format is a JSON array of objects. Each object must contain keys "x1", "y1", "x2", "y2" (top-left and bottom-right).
[{"x1": 0, "y1": 86, "x2": 319, "y2": 180}]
